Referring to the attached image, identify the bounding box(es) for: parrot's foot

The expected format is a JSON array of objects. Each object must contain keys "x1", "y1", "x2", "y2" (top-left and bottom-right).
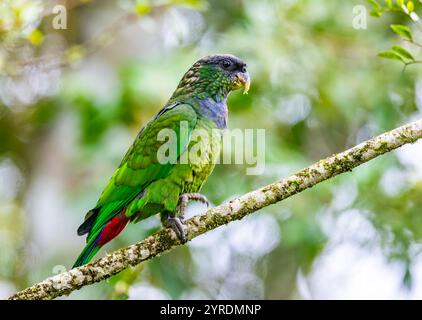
[
  {"x1": 163, "y1": 215, "x2": 186, "y2": 243},
  {"x1": 161, "y1": 193, "x2": 209, "y2": 243},
  {"x1": 178, "y1": 193, "x2": 209, "y2": 221}
]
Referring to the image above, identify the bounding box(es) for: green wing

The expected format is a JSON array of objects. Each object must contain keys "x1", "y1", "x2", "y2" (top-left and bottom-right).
[{"x1": 83, "y1": 103, "x2": 198, "y2": 243}]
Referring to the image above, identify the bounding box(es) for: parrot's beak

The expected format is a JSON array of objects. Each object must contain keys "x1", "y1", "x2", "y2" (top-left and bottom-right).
[{"x1": 233, "y1": 70, "x2": 251, "y2": 94}]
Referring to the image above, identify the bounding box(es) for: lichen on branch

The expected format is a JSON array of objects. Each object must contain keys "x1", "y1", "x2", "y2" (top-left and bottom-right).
[{"x1": 8, "y1": 119, "x2": 422, "y2": 300}]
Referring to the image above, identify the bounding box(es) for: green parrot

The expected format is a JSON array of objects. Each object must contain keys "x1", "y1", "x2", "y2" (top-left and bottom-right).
[{"x1": 73, "y1": 54, "x2": 250, "y2": 267}]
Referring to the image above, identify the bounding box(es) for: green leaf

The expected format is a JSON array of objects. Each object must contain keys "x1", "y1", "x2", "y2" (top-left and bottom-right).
[
  {"x1": 407, "y1": 1, "x2": 414, "y2": 12},
  {"x1": 390, "y1": 24, "x2": 413, "y2": 41},
  {"x1": 65, "y1": 45, "x2": 86, "y2": 64},
  {"x1": 170, "y1": 0, "x2": 208, "y2": 10},
  {"x1": 385, "y1": 0, "x2": 393, "y2": 8},
  {"x1": 134, "y1": 1, "x2": 151, "y2": 16},
  {"x1": 378, "y1": 51, "x2": 406, "y2": 63},
  {"x1": 370, "y1": 9, "x2": 383, "y2": 17},
  {"x1": 27, "y1": 28, "x2": 44, "y2": 46},
  {"x1": 368, "y1": 0, "x2": 382, "y2": 9},
  {"x1": 397, "y1": 0, "x2": 404, "y2": 7},
  {"x1": 392, "y1": 45, "x2": 415, "y2": 60}
]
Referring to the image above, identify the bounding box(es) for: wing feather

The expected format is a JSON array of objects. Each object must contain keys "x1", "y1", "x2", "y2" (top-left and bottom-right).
[{"x1": 82, "y1": 103, "x2": 198, "y2": 242}]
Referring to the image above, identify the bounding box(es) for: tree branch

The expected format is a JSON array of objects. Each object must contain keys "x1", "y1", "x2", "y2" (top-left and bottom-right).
[{"x1": 8, "y1": 119, "x2": 422, "y2": 300}]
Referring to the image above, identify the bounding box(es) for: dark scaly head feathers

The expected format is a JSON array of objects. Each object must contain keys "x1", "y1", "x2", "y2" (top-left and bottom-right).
[{"x1": 170, "y1": 54, "x2": 250, "y2": 102}]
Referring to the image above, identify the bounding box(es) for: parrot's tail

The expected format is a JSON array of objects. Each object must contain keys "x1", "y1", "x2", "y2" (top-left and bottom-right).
[{"x1": 73, "y1": 211, "x2": 130, "y2": 268}]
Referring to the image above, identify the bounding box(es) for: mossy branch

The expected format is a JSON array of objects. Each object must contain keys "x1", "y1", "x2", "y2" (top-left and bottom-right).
[{"x1": 8, "y1": 119, "x2": 422, "y2": 300}]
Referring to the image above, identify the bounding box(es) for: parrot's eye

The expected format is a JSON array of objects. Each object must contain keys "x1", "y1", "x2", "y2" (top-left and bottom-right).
[{"x1": 221, "y1": 60, "x2": 232, "y2": 69}]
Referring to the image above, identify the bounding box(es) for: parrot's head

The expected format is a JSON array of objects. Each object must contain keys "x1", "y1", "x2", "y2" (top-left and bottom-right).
[{"x1": 173, "y1": 54, "x2": 250, "y2": 101}]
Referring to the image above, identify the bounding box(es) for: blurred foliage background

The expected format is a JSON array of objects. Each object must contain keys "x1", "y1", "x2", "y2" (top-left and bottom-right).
[{"x1": 1, "y1": 0, "x2": 422, "y2": 299}]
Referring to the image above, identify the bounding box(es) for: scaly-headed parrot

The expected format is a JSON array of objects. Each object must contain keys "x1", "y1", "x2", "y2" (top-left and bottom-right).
[{"x1": 73, "y1": 54, "x2": 250, "y2": 267}]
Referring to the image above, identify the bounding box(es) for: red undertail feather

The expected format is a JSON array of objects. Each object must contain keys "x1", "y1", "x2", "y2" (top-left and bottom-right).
[
  {"x1": 97, "y1": 211, "x2": 130, "y2": 246},
  {"x1": 73, "y1": 210, "x2": 130, "y2": 268}
]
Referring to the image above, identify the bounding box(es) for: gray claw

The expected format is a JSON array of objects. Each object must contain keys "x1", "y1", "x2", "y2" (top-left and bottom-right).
[
  {"x1": 165, "y1": 217, "x2": 186, "y2": 243},
  {"x1": 178, "y1": 193, "x2": 210, "y2": 216}
]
